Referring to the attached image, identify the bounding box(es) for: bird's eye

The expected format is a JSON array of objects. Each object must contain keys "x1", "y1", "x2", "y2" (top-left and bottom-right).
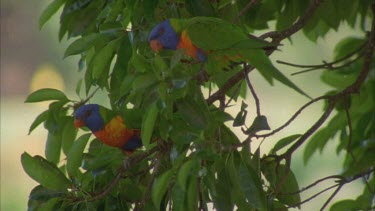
[
  {"x1": 85, "y1": 110, "x2": 91, "y2": 117},
  {"x1": 158, "y1": 28, "x2": 164, "y2": 35}
]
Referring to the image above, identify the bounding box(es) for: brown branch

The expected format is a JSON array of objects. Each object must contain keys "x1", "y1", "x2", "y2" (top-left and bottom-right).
[
  {"x1": 278, "y1": 175, "x2": 345, "y2": 196},
  {"x1": 206, "y1": 0, "x2": 323, "y2": 105},
  {"x1": 320, "y1": 184, "x2": 343, "y2": 211},
  {"x1": 287, "y1": 168, "x2": 375, "y2": 209},
  {"x1": 275, "y1": 41, "x2": 367, "y2": 75},
  {"x1": 232, "y1": 0, "x2": 259, "y2": 23},
  {"x1": 260, "y1": 0, "x2": 322, "y2": 41},
  {"x1": 256, "y1": 95, "x2": 329, "y2": 138},
  {"x1": 280, "y1": 99, "x2": 335, "y2": 161},
  {"x1": 244, "y1": 66, "x2": 261, "y2": 116}
]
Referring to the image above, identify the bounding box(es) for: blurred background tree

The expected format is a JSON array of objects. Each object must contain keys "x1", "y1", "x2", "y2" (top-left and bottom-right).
[{"x1": 2, "y1": 0, "x2": 373, "y2": 210}]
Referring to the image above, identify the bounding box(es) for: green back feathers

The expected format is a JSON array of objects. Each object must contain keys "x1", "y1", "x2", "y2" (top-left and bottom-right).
[
  {"x1": 170, "y1": 17, "x2": 275, "y2": 51},
  {"x1": 98, "y1": 106, "x2": 117, "y2": 124}
]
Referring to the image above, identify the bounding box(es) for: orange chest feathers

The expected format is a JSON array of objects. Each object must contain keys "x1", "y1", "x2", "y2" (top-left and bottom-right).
[{"x1": 93, "y1": 116, "x2": 134, "y2": 148}]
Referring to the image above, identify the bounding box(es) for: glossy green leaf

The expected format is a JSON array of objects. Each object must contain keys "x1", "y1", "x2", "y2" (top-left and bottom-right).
[
  {"x1": 21, "y1": 152, "x2": 71, "y2": 191},
  {"x1": 141, "y1": 103, "x2": 159, "y2": 149},
  {"x1": 132, "y1": 73, "x2": 159, "y2": 90},
  {"x1": 25, "y1": 88, "x2": 68, "y2": 103},
  {"x1": 45, "y1": 132, "x2": 62, "y2": 164},
  {"x1": 67, "y1": 134, "x2": 91, "y2": 178},
  {"x1": 61, "y1": 117, "x2": 77, "y2": 155},
  {"x1": 238, "y1": 162, "x2": 267, "y2": 211},
  {"x1": 92, "y1": 38, "x2": 119, "y2": 79},
  {"x1": 245, "y1": 49, "x2": 310, "y2": 98},
  {"x1": 29, "y1": 110, "x2": 50, "y2": 134},
  {"x1": 243, "y1": 115, "x2": 270, "y2": 134},
  {"x1": 274, "y1": 165, "x2": 301, "y2": 207},
  {"x1": 39, "y1": 0, "x2": 65, "y2": 29},
  {"x1": 329, "y1": 199, "x2": 358, "y2": 211},
  {"x1": 177, "y1": 159, "x2": 200, "y2": 191},
  {"x1": 233, "y1": 101, "x2": 248, "y2": 127},
  {"x1": 64, "y1": 33, "x2": 102, "y2": 58},
  {"x1": 177, "y1": 99, "x2": 209, "y2": 130},
  {"x1": 271, "y1": 134, "x2": 302, "y2": 154},
  {"x1": 152, "y1": 169, "x2": 174, "y2": 210},
  {"x1": 28, "y1": 185, "x2": 64, "y2": 210}
]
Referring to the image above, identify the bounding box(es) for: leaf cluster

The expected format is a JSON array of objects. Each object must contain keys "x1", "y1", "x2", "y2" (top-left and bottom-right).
[{"x1": 22, "y1": 0, "x2": 375, "y2": 210}]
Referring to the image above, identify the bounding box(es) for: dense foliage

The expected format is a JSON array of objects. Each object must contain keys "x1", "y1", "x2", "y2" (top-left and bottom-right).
[{"x1": 23, "y1": 0, "x2": 374, "y2": 210}]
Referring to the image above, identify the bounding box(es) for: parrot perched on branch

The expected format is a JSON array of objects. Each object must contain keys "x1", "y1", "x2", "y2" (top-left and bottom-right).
[
  {"x1": 74, "y1": 104, "x2": 142, "y2": 155},
  {"x1": 148, "y1": 17, "x2": 275, "y2": 62},
  {"x1": 148, "y1": 17, "x2": 310, "y2": 98}
]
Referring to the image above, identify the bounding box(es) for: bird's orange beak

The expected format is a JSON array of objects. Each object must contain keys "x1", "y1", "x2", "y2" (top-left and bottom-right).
[
  {"x1": 150, "y1": 40, "x2": 163, "y2": 52},
  {"x1": 74, "y1": 119, "x2": 85, "y2": 128}
]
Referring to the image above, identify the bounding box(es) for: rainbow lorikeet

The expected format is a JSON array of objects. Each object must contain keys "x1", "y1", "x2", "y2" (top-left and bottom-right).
[
  {"x1": 148, "y1": 17, "x2": 310, "y2": 98},
  {"x1": 148, "y1": 17, "x2": 275, "y2": 62},
  {"x1": 74, "y1": 104, "x2": 142, "y2": 154}
]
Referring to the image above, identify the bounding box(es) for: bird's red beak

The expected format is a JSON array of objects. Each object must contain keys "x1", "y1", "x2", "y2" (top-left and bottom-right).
[
  {"x1": 150, "y1": 40, "x2": 163, "y2": 52},
  {"x1": 74, "y1": 119, "x2": 85, "y2": 128}
]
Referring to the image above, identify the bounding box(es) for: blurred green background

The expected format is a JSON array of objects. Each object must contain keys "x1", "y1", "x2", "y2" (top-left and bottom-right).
[{"x1": 0, "y1": 1, "x2": 363, "y2": 210}]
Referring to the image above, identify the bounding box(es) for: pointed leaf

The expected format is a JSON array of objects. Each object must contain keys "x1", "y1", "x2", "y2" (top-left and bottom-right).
[
  {"x1": 67, "y1": 134, "x2": 91, "y2": 178},
  {"x1": 177, "y1": 159, "x2": 200, "y2": 191},
  {"x1": 271, "y1": 134, "x2": 302, "y2": 154},
  {"x1": 45, "y1": 132, "x2": 62, "y2": 164},
  {"x1": 141, "y1": 103, "x2": 159, "y2": 149},
  {"x1": 61, "y1": 117, "x2": 78, "y2": 155},
  {"x1": 25, "y1": 88, "x2": 68, "y2": 103},
  {"x1": 64, "y1": 33, "x2": 102, "y2": 57},
  {"x1": 152, "y1": 169, "x2": 174, "y2": 210},
  {"x1": 238, "y1": 162, "x2": 267, "y2": 210},
  {"x1": 21, "y1": 152, "x2": 71, "y2": 192},
  {"x1": 245, "y1": 49, "x2": 310, "y2": 98},
  {"x1": 39, "y1": 0, "x2": 65, "y2": 29},
  {"x1": 243, "y1": 115, "x2": 270, "y2": 134},
  {"x1": 29, "y1": 110, "x2": 50, "y2": 134}
]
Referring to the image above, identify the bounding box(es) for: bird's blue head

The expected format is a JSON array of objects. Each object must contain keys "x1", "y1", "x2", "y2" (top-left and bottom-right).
[
  {"x1": 74, "y1": 104, "x2": 104, "y2": 132},
  {"x1": 148, "y1": 20, "x2": 179, "y2": 51}
]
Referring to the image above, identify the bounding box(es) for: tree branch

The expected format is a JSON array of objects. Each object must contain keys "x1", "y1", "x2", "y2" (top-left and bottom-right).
[
  {"x1": 206, "y1": 0, "x2": 323, "y2": 105},
  {"x1": 232, "y1": 0, "x2": 259, "y2": 23}
]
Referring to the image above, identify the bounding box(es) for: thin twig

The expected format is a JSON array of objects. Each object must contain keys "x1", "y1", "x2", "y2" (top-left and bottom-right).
[
  {"x1": 207, "y1": 0, "x2": 323, "y2": 105},
  {"x1": 320, "y1": 184, "x2": 343, "y2": 211},
  {"x1": 232, "y1": 0, "x2": 259, "y2": 23},
  {"x1": 244, "y1": 66, "x2": 261, "y2": 116},
  {"x1": 256, "y1": 95, "x2": 329, "y2": 138},
  {"x1": 278, "y1": 175, "x2": 345, "y2": 196}
]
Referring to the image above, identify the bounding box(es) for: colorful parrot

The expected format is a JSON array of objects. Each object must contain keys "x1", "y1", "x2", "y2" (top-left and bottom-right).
[
  {"x1": 148, "y1": 17, "x2": 275, "y2": 62},
  {"x1": 74, "y1": 104, "x2": 142, "y2": 155},
  {"x1": 148, "y1": 17, "x2": 310, "y2": 98}
]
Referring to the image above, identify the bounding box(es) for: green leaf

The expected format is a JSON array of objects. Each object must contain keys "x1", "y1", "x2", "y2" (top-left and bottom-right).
[
  {"x1": 152, "y1": 169, "x2": 174, "y2": 210},
  {"x1": 64, "y1": 33, "x2": 102, "y2": 58},
  {"x1": 141, "y1": 103, "x2": 159, "y2": 149},
  {"x1": 45, "y1": 132, "x2": 62, "y2": 164},
  {"x1": 185, "y1": 0, "x2": 216, "y2": 16},
  {"x1": 243, "y1": 115, "x2": 270, "y2": 134},
  {"x1": 21, "y1": 152, "x2": 71, "y2": 192},
  {"x1": 274, "y1": 165, "x2": 301, "y2": 207},
  {"x1": 177, "y1": 99, "x2": 209, "y2": 130},
  {"x1": 29, "y1": 110, "x2": 50, "y2": 134},
  {"x1": 233, "y1": 101, "x2": 248, "y2": 127},
  {"x1": 67, "y1": 134, "x2": 91, "y2": 178},
  {"x1": 25, "y1": 88, "x2": 68, "y2": 103},
  {"x1": 270, "y1": 134, "x2": 302, "y2": 154},
  {"x1": 132, "y1": 73, "x2": 159, "y2": 90},
  {"x1": 238, "y1": 162, "x2": 267, "y2": 211},
  {"x1": 177, "y1": 159, "x2": 200, "y2": 191},
  {"x1": 91, "y1": 38, "x2": 119, "y2": 79},
  {"x1": 61, "y1": 117, "x2": 77, "y2": 155},
  {"x1": 28, "y1": 185, "x2": 64, "y2": 210},
  {"x1": 39, "y1": 0, "x2": 65, "y2": 29},
  {"x1": 330, "y1": 200, "x2": 358, "y2": 211},
  {"x1": 246, "y1": 49, "x2": 310, "y2": 98}
]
